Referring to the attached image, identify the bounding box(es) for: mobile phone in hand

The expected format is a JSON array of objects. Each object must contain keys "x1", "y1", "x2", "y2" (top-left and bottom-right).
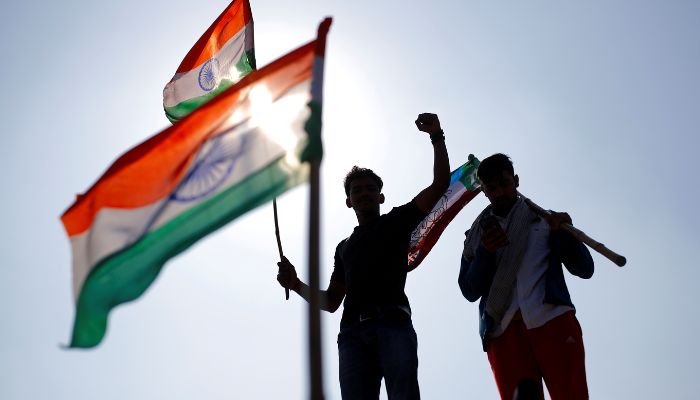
[
  {"x1": 480, "y1": 215, "x2": 502, "y2": 232},
  {"x1": 480, "y1": 215, "x2": 510, "y2": 245}
]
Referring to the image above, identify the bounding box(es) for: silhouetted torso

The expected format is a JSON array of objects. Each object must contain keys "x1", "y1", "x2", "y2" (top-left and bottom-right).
[{"x1": 331, "y1": 200, "x2": 425, "y2": 326}]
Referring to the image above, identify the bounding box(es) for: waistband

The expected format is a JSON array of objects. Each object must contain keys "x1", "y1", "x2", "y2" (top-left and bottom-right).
[{"x1": 341, "y1": 304, "x2": 411, "y2": 326}]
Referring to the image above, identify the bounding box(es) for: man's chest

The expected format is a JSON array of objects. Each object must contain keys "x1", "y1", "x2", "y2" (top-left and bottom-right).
[{"x1": 340, "y1": 226, "x2": 407, "y2": 276}]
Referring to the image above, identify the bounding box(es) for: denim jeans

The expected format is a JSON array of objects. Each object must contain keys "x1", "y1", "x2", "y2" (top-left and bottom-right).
[{"x1": 337, "y1": 313, "x2": 420, "y2": 400}]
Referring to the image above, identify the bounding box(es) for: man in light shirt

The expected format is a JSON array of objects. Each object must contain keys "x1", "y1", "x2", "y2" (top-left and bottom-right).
[{"x1": 459, "y1": 153, "x2": 594, "y2": 400}]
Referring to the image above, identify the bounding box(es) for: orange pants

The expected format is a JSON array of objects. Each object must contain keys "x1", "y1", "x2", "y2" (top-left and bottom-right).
[{"x1": 486, "y1": 311, "x2": 589, "y2": 400}]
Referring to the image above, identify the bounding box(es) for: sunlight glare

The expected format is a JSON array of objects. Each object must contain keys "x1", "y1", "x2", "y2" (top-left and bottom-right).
[{"x1": 248, "y1": 84, "x2": 309, "y2": 167}]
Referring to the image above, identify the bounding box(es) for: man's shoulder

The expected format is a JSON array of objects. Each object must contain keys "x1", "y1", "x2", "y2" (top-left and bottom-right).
[
  {"x1": 335, "y1": 237, "x2": 350, "y2": 251},
  {"x1": 383, "y1": 199, "x2": 422, "y2": 219}
]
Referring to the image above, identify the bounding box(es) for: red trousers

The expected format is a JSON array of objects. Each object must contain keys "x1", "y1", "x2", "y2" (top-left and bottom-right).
[{"x1": 486, "y1": 311, "x2": 589, "y2": 400}]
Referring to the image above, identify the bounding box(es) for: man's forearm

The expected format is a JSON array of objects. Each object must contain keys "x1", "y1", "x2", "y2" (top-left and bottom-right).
[
  {"x1": 431, "y1": 135, "x2": 450, "y2": 191},
  {"x1": 414, "y1": 133, "x2": 451, "y2": 212},
  {"x1": 291, "y1": 277, "x2": 311, "y2": 303},
  {"x1": 290, "y1": 278, "x2": 339, "y2": 312}
]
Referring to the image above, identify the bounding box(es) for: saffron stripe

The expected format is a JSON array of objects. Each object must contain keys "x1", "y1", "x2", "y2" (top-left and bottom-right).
[{"x1": 175, "y1": 0, "x2": 253, "y2": 74}]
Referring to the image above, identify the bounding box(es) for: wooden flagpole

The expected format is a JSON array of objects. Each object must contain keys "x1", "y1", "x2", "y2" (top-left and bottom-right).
[
  {"x1": 308, "y1": 159, "x2": 323, "y2": 400},
  {"x1": 521, "y1": 194, "x2": 627, "y2": 267},
  {"x1": 307, "y1": 17, "x2": 332, "y2": 400},
  {"x1": 272, "y1": 198, "x2": 289, "y2": 300}
]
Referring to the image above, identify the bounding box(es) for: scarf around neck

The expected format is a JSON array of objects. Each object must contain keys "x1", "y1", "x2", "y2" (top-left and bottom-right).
[{"x1": 462, "y1": 196, "x2": 538, "y2": 324}]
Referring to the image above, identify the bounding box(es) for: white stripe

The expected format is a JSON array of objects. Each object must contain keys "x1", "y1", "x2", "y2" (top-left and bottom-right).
[
  {"x1": 69, "y1": 201, "x2": 166, "y2": 299},
  {"x1": 163, "y1": 22, "x2": 254, "y2": 107},
  {"x1": 153, "y1": 80, "x2": 311, "y2": 228},
  {"x1": 71, "y1": 80, "x2": 312, "y2": 297},
  {"x1": 409, "y1": 181, "x2": 468, "y2": 247}
]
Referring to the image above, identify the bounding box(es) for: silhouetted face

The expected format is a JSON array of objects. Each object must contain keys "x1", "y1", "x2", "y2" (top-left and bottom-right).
[
  {"x1": 346, "y1": 176, "x2": 384, "y2": 213},
  {"x1": 481, "y1": 170, "x2": 519, "y2": 216}
]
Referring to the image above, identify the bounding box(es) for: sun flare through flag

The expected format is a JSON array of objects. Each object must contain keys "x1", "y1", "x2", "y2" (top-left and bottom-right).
[
  {"x1": 408, "y1": 155, "x2": 481, "y2": 270},
  {"x1": 62, "y1": 19, "x2": 332, "y2": 348},
  {"x1": 163, "y1": 0, "x2": 256, "y2": 123}
]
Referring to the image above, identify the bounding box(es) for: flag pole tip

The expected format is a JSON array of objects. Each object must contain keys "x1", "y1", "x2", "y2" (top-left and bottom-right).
[{"x1": 319, "y1": 17, "x2": 333, "y2": 33}]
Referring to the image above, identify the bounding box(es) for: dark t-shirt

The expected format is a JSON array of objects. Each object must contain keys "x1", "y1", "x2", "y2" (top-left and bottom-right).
[{"x1": 331, "y1": 200, "x2": 427, "y2": 325}]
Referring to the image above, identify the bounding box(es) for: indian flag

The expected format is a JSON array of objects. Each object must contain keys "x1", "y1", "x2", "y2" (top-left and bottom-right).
[
  {"x1": 62, "y1": 19, "x2": 332, "y2": 348},
  {"x1": 163, "y1": 0, "x2": 256, "y2": 123},
  {"x1": 408, "y1": 155, "x2": 481, "y2": 270}
]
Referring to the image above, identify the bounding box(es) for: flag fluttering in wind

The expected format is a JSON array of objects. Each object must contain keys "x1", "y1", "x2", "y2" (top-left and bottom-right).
[
  {"x1": 62, "y1": 22, "x2": 331, "y2": 348},
  {"x1": 408, "y1": 155, "x2": 481, "y2": 270},
  {"x1": 163, "y1": 0, "x2": 256, "y2": 123}
]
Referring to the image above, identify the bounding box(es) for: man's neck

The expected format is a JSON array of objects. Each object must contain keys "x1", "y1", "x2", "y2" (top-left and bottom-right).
[
  {"x1": 356, "y1": 210, "x2": 380, "y2": 226},
  {"x1": 493, "y1": 198, "x2": 518, "y2": 218}
]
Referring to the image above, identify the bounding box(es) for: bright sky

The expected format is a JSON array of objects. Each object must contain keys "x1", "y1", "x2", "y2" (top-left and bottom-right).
[{"x1": 2, "y1": 1, "x2": 698, "y2": 399}]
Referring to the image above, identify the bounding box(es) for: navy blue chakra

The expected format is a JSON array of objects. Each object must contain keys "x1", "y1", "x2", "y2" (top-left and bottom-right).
[
  {"x1": 198, "y1": 58, "x2": 221, "y2": 92},
  {"x1": 171, "y1": 133, "x2": 250, "y2": 202}
]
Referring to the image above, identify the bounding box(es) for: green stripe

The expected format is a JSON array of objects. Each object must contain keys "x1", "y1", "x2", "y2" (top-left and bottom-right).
[
  {"x1": 300, "y1": 100, "x2": 322, "y2": 162},
  {"x1": 70, "y1": 156, "x2": 307, "y2": 348},
  {"x1": 164, "y1": 79, "x2": 236, "y2": 123},
  {"x1": 457, "y1": 155, "x2": 481, "y2": 191},
  {"x1": 237, "y1": 48, "x2": 256, "y2": 75},
  {"x1": 165, "y1": 49, "x2": 257, "y2": 123}
]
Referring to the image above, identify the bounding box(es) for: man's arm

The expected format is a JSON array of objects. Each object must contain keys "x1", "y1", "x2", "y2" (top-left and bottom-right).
[
  {"x1": 545, "y1": 212, "x2": 594, "y2": 279},
  {"x1": 277, "y1": 256, "x2": 346, "y2": 312},
  {"x1": 413, "y1": 113, "x2": 451, "y2": 214},
  {"x1": 458, "y1": 218, "x2": 510, "y2": 302},
  {"x1": 458, "y1": 242, "x2": 499, "y2": 302}
]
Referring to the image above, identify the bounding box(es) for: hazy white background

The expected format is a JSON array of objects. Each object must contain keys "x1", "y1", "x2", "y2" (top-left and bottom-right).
[{"x1": 1, "y1": 0, "x2": 698, "y2": 399}]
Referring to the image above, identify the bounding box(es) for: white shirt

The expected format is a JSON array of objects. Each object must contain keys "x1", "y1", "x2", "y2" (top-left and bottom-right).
[{"x1": 489, "y1": 215, "x2": 573, "y2": 338}]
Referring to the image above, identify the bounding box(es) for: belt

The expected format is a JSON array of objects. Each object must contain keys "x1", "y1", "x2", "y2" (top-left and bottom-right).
[{"x1": 356, "y1": 305, "x2": 411, "y2": 323}]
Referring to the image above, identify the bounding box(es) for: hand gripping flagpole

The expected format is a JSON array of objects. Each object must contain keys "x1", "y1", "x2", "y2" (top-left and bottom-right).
[
  {"x1": 521, "y1": 194, "x2": 627, "y2": 267},
  {"x1": 273, "y1": 198, "x2": 290, "y2": 300}
]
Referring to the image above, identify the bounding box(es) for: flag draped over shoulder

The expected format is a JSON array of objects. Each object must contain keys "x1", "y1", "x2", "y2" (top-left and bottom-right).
[
  {"x1": 61, "y1": 21, "x2": 331, "y2": 348},
  {"x1": 163, "y1": 0, "x2": 256, "y2": 123},
  {"x1": 408, "y1": 155, "x2": 481, "y2": 270}
]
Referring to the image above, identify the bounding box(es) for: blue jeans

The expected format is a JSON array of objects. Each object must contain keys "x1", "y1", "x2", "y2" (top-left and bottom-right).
[{"x1": 337, "y1": 314, "x2": 420, "y2": 400}]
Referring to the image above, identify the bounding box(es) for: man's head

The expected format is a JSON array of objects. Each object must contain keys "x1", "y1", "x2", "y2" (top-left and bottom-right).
[
  {"x1": 343, "y1": 166, "x2": 385, "y2": 213},
  {"x1": 477, "y1": 153, "x2": 519, "y2": 216}
]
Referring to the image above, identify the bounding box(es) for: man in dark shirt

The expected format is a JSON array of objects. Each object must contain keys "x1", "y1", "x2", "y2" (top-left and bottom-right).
[{"x1": 277, "y1": 113, "x2": 450, "y2": 399}]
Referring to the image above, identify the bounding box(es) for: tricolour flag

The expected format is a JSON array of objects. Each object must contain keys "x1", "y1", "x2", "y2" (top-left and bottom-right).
[
  {"x1": 163, "y1": 0, "x2": 256, "y2": 123},
  {"x1": 408, "y1": 155, "x2": 481, "y2": 270},
  {"x1": 62, "y1": 20, "x2": 331, "y2": 348}
]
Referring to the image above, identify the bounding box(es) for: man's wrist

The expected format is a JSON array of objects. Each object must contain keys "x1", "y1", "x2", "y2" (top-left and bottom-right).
[{"x1": 430, "y1": 129, "x2": 445, "y2": 144}]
